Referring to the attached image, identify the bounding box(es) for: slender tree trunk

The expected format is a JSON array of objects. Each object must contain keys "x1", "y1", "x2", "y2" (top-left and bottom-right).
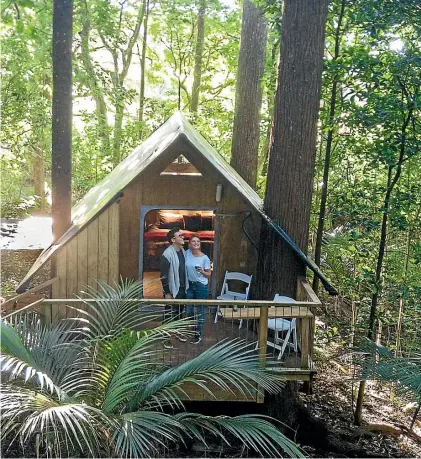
[
  {"x1": 112, "y1": 103, "x2": 124, "y2": 166},
  {"x1": 190, "y1": 0, "x2": 206, "y2": 113},
  {"x1": 395, "y1": 297, "x2": 404, "y2": 356},
  {"x1": 256, "y1": 0, "x2": 329, "y2": 299},
  {"x1": 313, "y1": 0, "x2": 346, "y2": 294},
  {"x1": 80, "y1": 3, "x2": 110, "y2": 157},
  {"x1": 138, "y1": 0, "x2": 150, "y2": 137},
  {"x1": 52, "y1": 0, "x2": 72, "y2": 243},
  {"x1": 33, "y1": 143, "x2": 45, "y2": 211},
  {"x1": 396, "y1": 205, "x2": 418, "y2": 356},
  {"x1": 354, "y1": 87, "x2": 417, "y2": 426},
  {"x1": 99, "y1": 0, "x2": 145, "y2": 163},
  {"x1": 230, "y1": 0, "x2": 267, "y2": 187}
]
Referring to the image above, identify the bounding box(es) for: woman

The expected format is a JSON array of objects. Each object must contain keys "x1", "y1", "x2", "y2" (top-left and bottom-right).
[{"x1": 185, "y1": 235, "x2": 211, "y2": 344}]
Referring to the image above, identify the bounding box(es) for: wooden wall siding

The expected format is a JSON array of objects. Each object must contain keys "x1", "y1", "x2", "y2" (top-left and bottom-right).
[
  {"x1": 66, "y1": 237, "x2": 78, "y2": 315},
  {"x1": 87, "y1": 218, "x2": 99, "y2": 288},
  {"x1": 118, "y1": 138, "x2": 261, "y2": 294},
  {"x1": 98, "y1": 211, "x2": 109, "y2": 282},
  {"x1": 52, "y1": 246, "x2": 67, "y2": 321},
  {"x1": 51, "y1": 203, "x2": 120, "y2": 311}
]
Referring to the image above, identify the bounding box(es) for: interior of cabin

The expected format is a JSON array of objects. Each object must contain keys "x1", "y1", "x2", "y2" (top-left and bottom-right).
[{"x1": 142, "y1": 208, "x2": 215, "y2": 298}]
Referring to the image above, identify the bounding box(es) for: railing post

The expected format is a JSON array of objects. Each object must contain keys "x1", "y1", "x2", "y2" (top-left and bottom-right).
[
  {"x1": 300, "y1": 317, "x2": 310, "y2": 370},
  {"x1": 43, "y1": 304, "x2": 52, "y2": 326},
  {"x1": 297, "y1": 277, "x2": 318, "y2": 366},
  {"x1": 257, "y1": 305, "x2": 269, "y2": 403}
]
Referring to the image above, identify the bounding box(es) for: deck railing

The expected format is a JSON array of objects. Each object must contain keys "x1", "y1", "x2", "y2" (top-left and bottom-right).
[{"x1": 5, "y1": 278, "x2": 319, "y2": 382}]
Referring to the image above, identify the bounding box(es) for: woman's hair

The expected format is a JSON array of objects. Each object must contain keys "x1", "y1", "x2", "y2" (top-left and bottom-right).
[{"x1": 189, "y1": 234, "x2": 201, "y2": 242}]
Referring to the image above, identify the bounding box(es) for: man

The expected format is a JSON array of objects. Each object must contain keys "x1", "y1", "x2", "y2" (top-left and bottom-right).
[{"x1": 160, "y1": 227, "x2": 189, "y2": 337}]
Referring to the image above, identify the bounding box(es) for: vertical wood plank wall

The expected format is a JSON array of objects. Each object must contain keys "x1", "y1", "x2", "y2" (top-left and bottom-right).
[
  {"x1": 118, "y1": 139, "x2": 261, "y2": 295},
  {"x1": 51, "y1": 203, "x2": 120, "y2": 315},
  {"x1": 50, "y1": 136, "x2": 261, "y2": 311}
]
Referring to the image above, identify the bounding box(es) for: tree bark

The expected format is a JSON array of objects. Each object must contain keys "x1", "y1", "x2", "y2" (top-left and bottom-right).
[
  {"x1": 52, "y1": 0, "x2": 72, "y2": 243},
  {"x1": 190, "y1": 0, "x2": 206, "y2": 113},
  {"x1": 230, "y1": 0, "x2": 267, "y2": 188},
  {"x1": 313, "y1": 0, "x2": 346, "y2": 295},
  {"x1": 258, "y1": 38, "x2": 280, "y2": 181},
  {"x1": 256, "y1": 0, "x2": 329, "y2": 299}
]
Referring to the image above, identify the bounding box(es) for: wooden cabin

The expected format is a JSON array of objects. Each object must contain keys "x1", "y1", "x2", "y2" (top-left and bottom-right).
[
  {"x1": 17, "y1": 112, "x2": 265, "y2": 302},
  {"x1": 15, "y1": 112, "x2": 336, "y2": 401}
]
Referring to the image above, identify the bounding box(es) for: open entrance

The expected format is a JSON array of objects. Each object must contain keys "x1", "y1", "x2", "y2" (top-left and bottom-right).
[{"x1": 141, "y1": 208, "x2": 215, "y2": 298}]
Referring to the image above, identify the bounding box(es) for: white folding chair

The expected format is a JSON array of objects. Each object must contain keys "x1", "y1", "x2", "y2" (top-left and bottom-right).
[
  {"x1": 214, "y1": 271, "x2": 252, "y2": 328},
  {"x1": 256, "y1": 294, "x2": 298, "y2": 360}
]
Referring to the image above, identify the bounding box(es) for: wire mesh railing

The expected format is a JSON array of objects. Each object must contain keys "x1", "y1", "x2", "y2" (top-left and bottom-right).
[{"x1": 28, "y1": 297, "x2": 316, "y2": 373}]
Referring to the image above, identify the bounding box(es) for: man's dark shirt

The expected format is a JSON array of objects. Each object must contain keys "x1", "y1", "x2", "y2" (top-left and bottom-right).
[{"x1": 160, "y1": 249, "x2": 186, "y2": 295}]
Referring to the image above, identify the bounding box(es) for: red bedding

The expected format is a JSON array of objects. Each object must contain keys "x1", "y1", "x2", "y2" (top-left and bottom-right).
[{"x1": 144, "y1": 228, "x2": 214, "y2": 242}]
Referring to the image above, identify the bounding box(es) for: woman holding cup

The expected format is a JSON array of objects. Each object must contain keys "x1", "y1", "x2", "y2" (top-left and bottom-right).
[{"x1": 185, "y1": 235, "x2": 211, "y2": 344}]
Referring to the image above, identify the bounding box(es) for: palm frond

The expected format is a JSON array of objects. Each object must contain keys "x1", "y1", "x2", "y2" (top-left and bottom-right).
[
  {"x1": 134, "y1": 339, "x2": 285, "y2": 410},
  {"x1": 1, "y1": 319, "x2": 35, "y2": 365},
  {"x1": 62, "y1": 318, "x2": 195, "y2": 407},
  {"x1": 175, "y1": 413, "x2": 304, "y2": 458},
  {"x1": 113, "y1": 411, "x2": 183, "y2": 458},
  {"x1": 1, "y1": 386, "x2": 115, "y2": 458},
  {"x1": 76, "y1": 279, "x2": 150, "y2": 338},
  {"x1": 3, "y1": 312, "x2": 80, "y2": 384},
  {"x1": 1, "y1": 279, "x2": 301, "y2": 458},
  {"x1": 0, "y1": 354, "x2": 64, "y2": 397},
  {"x1": 357, "y1": 339, "x2": 421, "y2": 401}
]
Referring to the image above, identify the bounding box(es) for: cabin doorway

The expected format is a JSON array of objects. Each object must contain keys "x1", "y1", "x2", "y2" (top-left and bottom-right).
[{"x1": 140, "y1": 206, "x2": 216, "y2": 299}]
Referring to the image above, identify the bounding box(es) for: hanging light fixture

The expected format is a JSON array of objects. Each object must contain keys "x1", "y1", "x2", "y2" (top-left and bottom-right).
[{"x1": 216, "y1": 183, "x2": 223, "y2": 202}]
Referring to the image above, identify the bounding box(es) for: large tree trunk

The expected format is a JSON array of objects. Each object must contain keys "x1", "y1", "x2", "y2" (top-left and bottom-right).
[
  {"x1": 230, "y1": 0, "x2": 267, "y2": 187},
  {"x1": 256, "y1": 0, "x2": 329, "y2": 299},
  {"x1": 190, "y1": 0, "x2": 206, "y2": 113},
  {"x1": 52, "y1": 0, "x2": 72, "y2": 243},
  {"x1": 313, "y1": 0, "x2": 346, "y2": 294}
]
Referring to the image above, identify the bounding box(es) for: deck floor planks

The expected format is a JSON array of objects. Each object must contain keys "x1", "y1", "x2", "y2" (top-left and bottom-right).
[{"x1": 137, "y1": 311, "x2": 308, "y2": 401}]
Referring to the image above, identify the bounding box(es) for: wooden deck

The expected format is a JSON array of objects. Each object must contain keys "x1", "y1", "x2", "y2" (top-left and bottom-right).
[
  {"x1": 13, "y1": 277, "x2": 320, "y2": 403},
  {"x1": 149, "y1": 310, "x2": 315, "y2": 402}
]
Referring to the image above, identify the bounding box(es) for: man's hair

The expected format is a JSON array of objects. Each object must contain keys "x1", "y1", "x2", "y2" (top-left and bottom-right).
[{"x1": 167, "y1": 227, "x2": 181, "y2": 243}]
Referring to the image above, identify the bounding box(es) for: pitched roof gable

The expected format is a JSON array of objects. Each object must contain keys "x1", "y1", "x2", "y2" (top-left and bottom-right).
[{"x1": 17, "y1": 112, "x2": 263, "y2": 292}]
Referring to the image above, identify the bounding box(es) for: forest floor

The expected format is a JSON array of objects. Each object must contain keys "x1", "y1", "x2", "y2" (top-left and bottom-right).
[{"x1": 298, "y1": 312, "x2": 421, "y2": 458}]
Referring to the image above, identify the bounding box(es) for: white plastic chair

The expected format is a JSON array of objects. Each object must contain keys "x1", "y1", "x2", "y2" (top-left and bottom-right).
[
  {"x1": 256, "y1": 294, "x2": 298, "y2": 360},
  {"x1": 214, "y1": 271, "x2": 252, "y2": 328}
]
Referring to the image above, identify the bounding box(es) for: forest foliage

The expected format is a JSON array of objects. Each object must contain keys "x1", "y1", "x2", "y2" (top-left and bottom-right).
[{"x1": 1, "y1": 0, "x2": 420, "y2": 365}]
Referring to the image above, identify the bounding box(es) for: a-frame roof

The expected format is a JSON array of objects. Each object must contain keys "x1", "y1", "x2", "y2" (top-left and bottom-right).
[
  {"x1": 17, "y1": 112, "x2": 337, "y2": 295},
  {"x1": 17, "y1": 112, "x2": 264, "y2": 292}
]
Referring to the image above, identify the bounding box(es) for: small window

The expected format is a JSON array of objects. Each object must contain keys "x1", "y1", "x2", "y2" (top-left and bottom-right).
[{"x1": 160, "y1": 154, "x2": 202, "y2": 176}]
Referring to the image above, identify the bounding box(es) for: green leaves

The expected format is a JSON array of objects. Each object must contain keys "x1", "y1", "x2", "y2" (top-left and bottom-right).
[
  {"x1": 357, "y1": 339, "x2": 421, "y2": 402},
  {"x1": 1, "y1": 320, "x2": 34, "y2": 365}
]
